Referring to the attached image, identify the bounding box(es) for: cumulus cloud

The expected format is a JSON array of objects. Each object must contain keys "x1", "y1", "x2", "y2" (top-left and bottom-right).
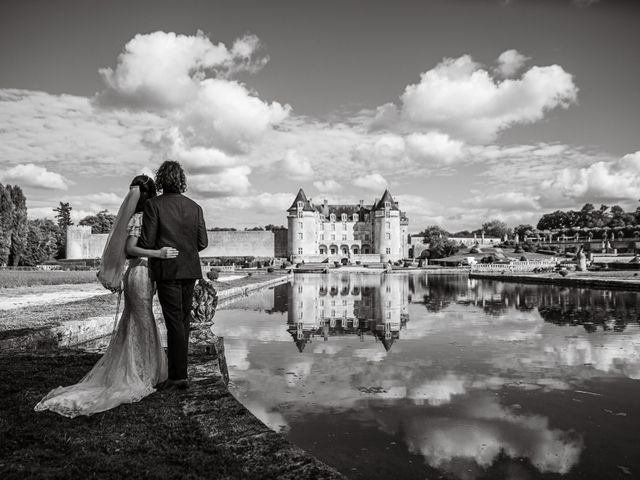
[
  {"x1": 495, "y1": 49, "x2": 530, "y2": 77},
  {"x1": 97, "y1": 31, "x2": 267, "y2": 109},
  {"x1": 190, "y1": 166, "x2": 252, "y2": 197},
  {"x1": 405, "y1": 132, "x2": 465, "y2": 164},
  {"x1": 313, "y1": 179, "x2": 342, "y2": 192},
  {"x1": 0, "y1": 163, "x2": 69, "y2": 190},
  {"x1": 375, "y1": 51, "x2": 578, "y2": 142},
  {"x1": 353, "y1": 173, "x2": 388, "y2": 191},
  {"x1": 276, "y1": 149, "x2": 314, "y2": 180},
  {"x1": 542, "y1": 151, "x2": 640, "y2": 202},
  {"x1": 467, "y1": 191, "x2": 541, "y2": 211}
]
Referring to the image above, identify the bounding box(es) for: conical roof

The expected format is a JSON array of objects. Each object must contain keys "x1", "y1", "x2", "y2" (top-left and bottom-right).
[
  {"x1": 287, "y1": 188, "x2": 315, "y2": 212},
  {"x1": 373, "y1": 189, "x2": 399, "y2": 211}
]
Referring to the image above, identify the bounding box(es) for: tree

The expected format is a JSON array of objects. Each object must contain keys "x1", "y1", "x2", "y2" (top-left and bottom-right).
[
  {"x1": 481, "y1": 219, "x2": 510, "y2": 239},
  {"x1": 20, "y1": 219, "x2": 60, "y2": 266},
  {"x1": 53, "y1": 202, "x2": 73, "y2": 259},
  {"x1": 0, "y1": 184, "x2": 15, "y2": 266},
  {"x1": 419, "y1": 225, "x2": 450, "y2": 244},
  {"x1": 245, "y1": 226, "x2": 265, "y2": 231},
  {"x1": 428, "y1": 237, "x2": 460, "y2": 259},
  {"x1": 79, "y1": 210, "x2": 116, "y2": 234},
  {"x1": 8, "y1": 186, "x2": 28, "y2": 266},
  {"x1": 513, "y1": 224, "x2": 534, "y2": 239}
]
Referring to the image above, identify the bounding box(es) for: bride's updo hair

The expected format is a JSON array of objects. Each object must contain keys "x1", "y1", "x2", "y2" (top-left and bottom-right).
[
  {"x1": 130, "y1": 174, "x2": 157, "y2": 213},
  {"x1": 154, "y1": 160, "x2": 187, "y2": 194}
]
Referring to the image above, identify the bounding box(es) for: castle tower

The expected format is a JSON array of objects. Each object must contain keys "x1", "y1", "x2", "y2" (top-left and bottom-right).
[
  {"x1": 287, "y1": 188, "x2": 318, "y2": 261},
  {"x1": 372, "y1": 189, "x2": 403, "y2": 262}
]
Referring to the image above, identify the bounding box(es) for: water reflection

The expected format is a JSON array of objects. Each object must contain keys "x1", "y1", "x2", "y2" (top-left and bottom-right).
[
  {"x1": 217, "y1": 273, "x2": 640, "y2": 479},
  {"x1": 286, "y1": 274, "x2": 409, "y2": 352}
]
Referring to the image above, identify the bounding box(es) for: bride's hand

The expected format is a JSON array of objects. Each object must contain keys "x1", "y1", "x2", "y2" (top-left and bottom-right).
[{"x1": 158, "y1": 247, "x2": 179, "y2": 259}]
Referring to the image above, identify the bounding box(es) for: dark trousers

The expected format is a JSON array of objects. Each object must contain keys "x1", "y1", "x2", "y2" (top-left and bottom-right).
[{"x1": 156, "y1": 279, "x2": 196, "y2": 380}]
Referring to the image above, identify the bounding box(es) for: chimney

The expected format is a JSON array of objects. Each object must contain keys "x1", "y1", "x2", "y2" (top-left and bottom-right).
[
  {"x1": 323, "y1": 199, "x2": 328, "y2": 216},
  {"x1": 359, "y1": 199, "x2": 364, "y2": 208}
]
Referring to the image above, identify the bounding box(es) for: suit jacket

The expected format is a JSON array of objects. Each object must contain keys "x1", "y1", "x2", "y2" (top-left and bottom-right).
[{"x1": 138, "y1": 193, "x2": 208, "y2": 281}]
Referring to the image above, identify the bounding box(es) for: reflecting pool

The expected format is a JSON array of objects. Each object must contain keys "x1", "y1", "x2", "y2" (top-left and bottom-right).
[{"x1": 214, "y1": 273, "x2": 640, "y2": 480}]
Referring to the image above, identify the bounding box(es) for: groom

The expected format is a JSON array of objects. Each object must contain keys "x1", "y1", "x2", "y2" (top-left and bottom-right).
[{"x1": 138, "y1": 160, "x2": 208, "y2": 390}]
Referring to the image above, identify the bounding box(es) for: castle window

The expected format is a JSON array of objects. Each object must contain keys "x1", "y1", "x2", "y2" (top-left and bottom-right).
[
  {"x1": 298, "y1": 232, "x2": 303, "y2": 240},
  {"x1": 385, "y1": 210, "x2": 390, "y2": 218},
  {"x1": 386, "y1": 233, "x2": 391, "y2": 240},
  {"x1": 341, "y1": 214, "x2": 347, "y2": 222},
  {"x1": 342, "y1": 234, "x2": 347, "y2": 241},
  {"x1": 320, "y1": 234, "x2": 324, "y2": 240},
  {"x1": 297, "y1": 201, "x2": 304, "y2": 209},
  {"x1": 384, "y1": 201, "x2": 390, "y2": 209},
  {"x1": 342, "y1": 299, "x2": 347, "y2": 306},
  {"x1": 320, "y1": 214, "x2": 325, "y2": 220},
  {"x1": 297, "y1": 211, "x2": 303, "y2": 218},
  {"x1": 364, "y1": 234, "x2": 370, "y2": 241},
  {"x1": 298, "y1": 247, "x2": 303, "y2": 254},
  {"x1": 298, "y1": 311, "x2": 303, "y2": 319},
  {"x1": 353, "y1": 214, "x2": 358, "y2": 222},
  {"x1": 299, "y1": 222, "x2": 303, "y2": 229},
  {"x1": 330, "y1": 214, "x2": 335, "y2": 222},
  {"x1": 298, "y1": 301, "x2": 304, "y2": 308},
  {"x1": 386, "y1": 312, "x2": 391, "y2": 319},
  {"x1": 331, "y1": 234, "x2": 335, "y2": 240},
  {"x1": 386, "y1": 247, "x2": 391, "y2": 254},
  {"x1": 386, "y1": 221, "x2": 390, "y2": 229},
  {"x1": 298, "y1": 285, "x2": 303, "y2": 293}
]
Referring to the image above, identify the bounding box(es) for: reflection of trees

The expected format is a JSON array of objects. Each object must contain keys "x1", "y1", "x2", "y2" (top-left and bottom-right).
[
  {"x1": 536, "y1": 287, "x2": 639, "y2": 332},
  {"x1": 413, "y1": 275, "x2": 640, "y2": 330}
]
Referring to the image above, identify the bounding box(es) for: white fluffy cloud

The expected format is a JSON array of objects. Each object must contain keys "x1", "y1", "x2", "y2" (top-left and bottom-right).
[
  {"x1": 405, "y1": 132, "x2": 464, "y2": 164},
  {"x1": 495, "y1": 49, "x2": 530, "y2": 77},
  {"x1": 0, "y1": 163, "x2": 69, "y2": 190},
  {"x1": 542, "y1": 151, "x2": 640, "y2": 202},
  {"x1": 313, "y1": 179, "x2": 342, "y2": 193},
  {"x1": 375, "y1": 51, "x2": 578, "y2": 142},
  {"x1": 190, "y1": 166, "x2": 252, "y2": 197},
  {"x1": 353, "y1": 173, "x2": 388, "y2": 191},
  {"x1": 276, "y1": 149, "x2": 314, "y2": 180},
  {"x1": 97, "y1": 31, "x2": 267, "y2": 109}
]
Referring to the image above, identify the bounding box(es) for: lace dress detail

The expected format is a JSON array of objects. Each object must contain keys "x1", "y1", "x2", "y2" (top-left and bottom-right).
[{"x1": 34, "y1": 214, "x2": 168, "y2": 418}]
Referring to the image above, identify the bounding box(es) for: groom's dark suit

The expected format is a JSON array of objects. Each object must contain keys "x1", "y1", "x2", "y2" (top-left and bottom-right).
[{"x1": 138, "y1": 193, "x2": 208, "y2": 380}]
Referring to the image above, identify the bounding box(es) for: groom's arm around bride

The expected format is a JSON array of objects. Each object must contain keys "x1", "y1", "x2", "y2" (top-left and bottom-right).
[{"x1": 138, "y1": 161, "x2": 208, "y2": 388}]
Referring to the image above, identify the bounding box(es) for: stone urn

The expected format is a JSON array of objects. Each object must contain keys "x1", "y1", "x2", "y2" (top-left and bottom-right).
[{"x1": 190, "y1": 279, "x2": 219, "y2": 350}]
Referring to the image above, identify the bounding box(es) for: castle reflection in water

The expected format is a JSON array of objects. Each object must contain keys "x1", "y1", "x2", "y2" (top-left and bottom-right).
[
  {"x1": 285, "y1": 274, "x2": 409, "y2": 352},
  {"x1": 279, "y1": 273, "x2": 640, "y2": 353}
]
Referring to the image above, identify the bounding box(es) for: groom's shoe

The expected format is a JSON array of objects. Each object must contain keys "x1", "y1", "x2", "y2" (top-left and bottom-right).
[{"x1": 159, "y1": 379, "x2": 190, "y2": 391}]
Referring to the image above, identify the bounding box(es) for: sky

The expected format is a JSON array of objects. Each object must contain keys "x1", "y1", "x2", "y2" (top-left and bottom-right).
[{"x1": 1, "y1": 0, "x2": 639, "y2": 232}]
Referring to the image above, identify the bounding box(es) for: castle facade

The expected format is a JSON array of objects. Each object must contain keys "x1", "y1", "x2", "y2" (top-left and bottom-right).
[{"x1": 287, "y1": 188, "x2": 410, "y2": 262}]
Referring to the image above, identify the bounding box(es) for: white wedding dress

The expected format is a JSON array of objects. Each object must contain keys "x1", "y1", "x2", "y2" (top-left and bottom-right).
[{"x1": 35, "y1": 213, "x2": 168, "y2": 418}]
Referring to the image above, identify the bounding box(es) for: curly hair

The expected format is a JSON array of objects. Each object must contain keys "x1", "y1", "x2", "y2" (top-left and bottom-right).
[
  {"x1": 154, "y1": 160, "x2": 187, "y2": 194},
  {"x1": 130, "y1": 174, "x2": 157, "y2": 213}
]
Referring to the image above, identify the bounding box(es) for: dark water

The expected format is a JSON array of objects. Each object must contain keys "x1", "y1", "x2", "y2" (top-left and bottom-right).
[{"x1": 214, "y1": 273, "x2": 640, "y2": 480}]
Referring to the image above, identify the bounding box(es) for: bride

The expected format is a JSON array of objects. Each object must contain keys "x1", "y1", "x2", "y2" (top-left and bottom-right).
[{"x1": 35, "y1": 175, "x2": 178, "y2": 418}]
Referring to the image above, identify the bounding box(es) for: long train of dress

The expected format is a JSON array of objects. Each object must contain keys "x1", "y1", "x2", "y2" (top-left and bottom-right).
[{"x1": 34, "y1": 259, "x2": 168, "y2": 418}]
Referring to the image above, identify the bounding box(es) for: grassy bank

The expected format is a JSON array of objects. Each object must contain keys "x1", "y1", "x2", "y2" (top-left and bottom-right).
[
  {"x1": 0, "y1": 353, "x2": 344, "y2": 479},
  {"x1": 0, "y1": 270, "x2": 98, "y2": 289}
]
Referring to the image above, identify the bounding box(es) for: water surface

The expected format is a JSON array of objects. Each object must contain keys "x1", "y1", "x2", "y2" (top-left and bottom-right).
[{"x1": 215, "y1": 273, "x2": 640, "y2": 480}]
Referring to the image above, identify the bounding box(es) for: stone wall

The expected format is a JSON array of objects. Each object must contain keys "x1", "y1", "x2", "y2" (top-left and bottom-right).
[
  {"x1": 67, "y1": 226, "x2": 290, "y2": 260},
  {"x1": 199, "y1": 230, "x2": 276, "y2": 258}
]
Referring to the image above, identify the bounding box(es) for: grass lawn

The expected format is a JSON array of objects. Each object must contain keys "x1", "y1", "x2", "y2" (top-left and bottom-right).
[
  {"x1": 0, "y1": 353, "x2": 344, "y2": 479},
  {"x1": 0, "y1": 270, "x2": 98, "y2": 289},
  {"x1": 0, "y1": 294, "x2": 119, "y2": 336}
]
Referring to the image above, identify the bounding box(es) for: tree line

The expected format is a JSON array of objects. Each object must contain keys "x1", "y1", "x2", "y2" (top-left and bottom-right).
[{"x1": 0, "y1": 185, "x2": 119, "y2": 267}]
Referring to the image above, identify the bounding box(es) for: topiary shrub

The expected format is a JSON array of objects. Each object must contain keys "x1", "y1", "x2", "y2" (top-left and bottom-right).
[
  {"x1": 206, "y1": 269, "x2": 219, "y2": 281},
  {"x1": 267, "y1": 267, "x2": 274, "y2": 273}
]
